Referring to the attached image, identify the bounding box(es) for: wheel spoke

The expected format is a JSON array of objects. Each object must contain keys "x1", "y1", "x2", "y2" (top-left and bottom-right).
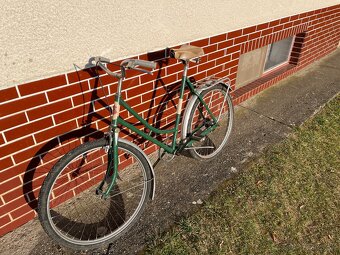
[
  {"x1": 186, "y1": 85, "x2": 233, "y2": 160},
  {"x1": 39, "y1": 138, "x2": 151, "y2": 249}
]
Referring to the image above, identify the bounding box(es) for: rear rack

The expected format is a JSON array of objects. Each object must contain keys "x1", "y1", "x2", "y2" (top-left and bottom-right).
[{"x1": 194, "y1": 75, "x2": 231, "y2": 89}]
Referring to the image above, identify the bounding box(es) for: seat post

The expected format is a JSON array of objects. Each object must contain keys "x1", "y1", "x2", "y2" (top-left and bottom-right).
[{"x1": 182, "y1": 60, "x2": 189, "y2": 79}]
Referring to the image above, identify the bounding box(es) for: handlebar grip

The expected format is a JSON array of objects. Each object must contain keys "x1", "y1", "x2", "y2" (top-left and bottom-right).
[{"x1": 133, "y1": 59, "x2": 157, "y2": 69}]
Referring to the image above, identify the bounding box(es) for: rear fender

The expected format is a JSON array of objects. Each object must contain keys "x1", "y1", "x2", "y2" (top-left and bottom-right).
[{"x1": 181, "y1": 82, "x2": 232, "y2": 140}]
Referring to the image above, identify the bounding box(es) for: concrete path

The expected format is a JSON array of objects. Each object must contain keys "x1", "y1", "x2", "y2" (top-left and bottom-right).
[{"x1": 1, "y1": 49, "x2": 339, "y2": 255}]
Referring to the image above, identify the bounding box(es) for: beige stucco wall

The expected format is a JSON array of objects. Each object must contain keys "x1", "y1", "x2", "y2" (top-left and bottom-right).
[{"x1": 1, "y1": 0, "x2": 339, "y2": 88}]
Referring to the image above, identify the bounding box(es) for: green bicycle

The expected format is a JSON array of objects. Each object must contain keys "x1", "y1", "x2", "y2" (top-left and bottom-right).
[{"x1": 38, "y1": 45, "x2": 234, "y2": 250}]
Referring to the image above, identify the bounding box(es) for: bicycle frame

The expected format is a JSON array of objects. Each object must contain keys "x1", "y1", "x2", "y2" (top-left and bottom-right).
[{"x1": 100, "y1": 62, "x2": 218, "y2": 197}]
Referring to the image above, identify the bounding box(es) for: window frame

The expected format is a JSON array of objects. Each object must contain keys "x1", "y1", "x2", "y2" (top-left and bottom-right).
[{"x1": 263, "y1": 36, "x2": 295, "y2": 74}]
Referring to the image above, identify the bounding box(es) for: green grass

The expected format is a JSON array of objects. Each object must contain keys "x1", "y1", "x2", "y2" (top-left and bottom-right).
[{"x1": 145, "y1": 95, "x2": 340, "y2": 255}]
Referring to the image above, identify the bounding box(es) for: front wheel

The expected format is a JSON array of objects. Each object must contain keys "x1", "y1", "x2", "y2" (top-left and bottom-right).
[
  {"x1": 38, "y1": 138, "x2": 152, "y2": 250},
  {"x1": 185, "y1": 84, "x2": 234, "y2": 160}
]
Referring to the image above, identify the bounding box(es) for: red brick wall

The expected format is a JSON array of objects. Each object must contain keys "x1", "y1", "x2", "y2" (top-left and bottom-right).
[{"x1": 0, "y1": 4, "x2": 339, "y2": 236}]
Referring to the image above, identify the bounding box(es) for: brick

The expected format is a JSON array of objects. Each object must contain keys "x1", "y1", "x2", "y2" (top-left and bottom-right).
[
  {"x1": 0, "y1": 133, "x2": 4, "y2": 145},
  {"x1": 67, "y1": 66, "x2": 108, "y2": 84},
  {"x1": 89, "y1": 74, "x2": 117, "y2": 88},
  {"x1": 0, "y1": 210, "x2": 36, "y2": 236},
  {"x1": 0, "y1": 161, "x2": 32, "y2": 185},
  {"x1": 257, "y1": 22, "x2": 269, "y2": 30},
  {"x1": 155, "y1": 74, "x2": 179, "y2": 87},
  {"x1": 2, "y1": 185, "x2": 26, "y2": 205},
  {"x1": 215, "y1": 69, "x2": 229, "y2": 79},
  {"x1": 4, "y1": 117, "x2": 53, "y2": 142},
  {"x1": 249, "y1": 31, "x2": 261, "y2": 40},
  {"x1": 123, "y1": 68, "x2": 143, "y2": 80},
  {"x1": 34, "y1": 120, "x2": 78, "y2": 143},
  {"x1": 227, "y1": 30, "x2": 242, "y2": 39},
  {"x1": 234, "y1": 35, "x2": 248, "y2": 44},
  {"x1": 0, "y1": 112, "x2": 28, "y2": 132},
  {"x1": 207, "y1": 65, "x2": 223, "y2": 76},
  {"x1": 122, "y1": 75, "x2": 139, "y2": 90},
  {"x1": 72, "y1": 90, "x2": 114, "y2": 109},
  {"x1": 198, "y1": 61, "x2": 215, "y2": 72},
  {"x1": 187, "y1": 66, "x2": 198, "y2": 76},
  {"x1": 218, "y1": 39, "x2": 234, "y2": 50},
  {"x1": 27, "y1": 99, "x2": 73, "y2": 121},
  {"x1": 139, "y1": 71, "x2": 155, "y2": 84},
  {"x1": 0, "y1": 93, "x2": 47, "y2": 118},
  {"x1": 293, "y1": 19, "x2": 302, "y2": 26},
  {"x1": 216, "y1": 55, "x2": 231, "y2": 65},
  {"x1": 0, "y1": 214, "x2": 11, "y2": 227},
  {"x1": 290, "y1": 14, "x2": 299, "y2": 21},
  {"x1": 280, "y1": 17, "x2": 290, "y2": 24},
  {"x1": 166, "y1": 63, "x2": 183, "y2": 75},
  {"x1": 0, "y1": 177, "x2": 22, "y2": 194},
  {"x1": 273, "y1": 24, "x2": 284, "y2": 33},
  {"x1": 47, "y1": 81, "x2": 89, "y2": 102},
  {"x1": 228, "y1": 73, "x2": 237, "y2": 83},
  {"x1": 203, "y1": 44, "x2": 218, "y2": 54},
  {"x1": 243, "y1": 26, "x2": 256, "y2": 35},
  {"x1": 262, "y1": 28, "x2": 273, "y2": 36},
  {"x1": 208, "y1": 50, "x2": 225, "y2": 61},
  {"x1": 191, "y1": 38, "x2": 209, "y2": 47},
  {"x1": 284, "y1": 22, "x2": 294, "y2": 29},
  {"x1": 0, "y1": 136, "x2": 35, "y2": 157},
  {"x1": 0, "y1": 157, "x2": 13, "y2": 171},
  {"x1": 139, "y1": 49, "x2": 168, "y2": 62},
  {"x1": 232, "y1": 52, "x2": 241, "y2": 60},
  {"x1": 18, "y1": 75, "x2": 67, "y2": 96},
  {"x1": 12, "y1": 142, "x2": 52, "y2": 164},
  {"x1": 126, "y1": 82, "x2": 154, "y2": 99},
  {"x1": 230, "y1": 66, "x2": 238, "y2": 75},
  {"x1": 210, "y1": 34, "x2": 226, "y2": 44},
  {"x1": 10, "y1": 202, "x2": 36, "y2": 219},
  {"x1": 269, "y1": 20, "x2": 280, "y2": 27},
  {"x1": 28, "y1": 174, "x2": 46, "y2": 191},
  {"x1": 0, "y1": 87, "x2": 19, "y2": 103},
  {"x1": 225, "y1": 59, "x2": 239, "y2": 69},
  {"x1": 53, "y1": 104, "x2": 88, "y2": 125},
  {"x1": 227, "y1": 45, "x2": 241, "y2": 54}
]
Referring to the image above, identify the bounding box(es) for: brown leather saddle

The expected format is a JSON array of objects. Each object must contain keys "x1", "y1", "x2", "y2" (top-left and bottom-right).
[{"x1": 170, "y1": 45, "x2": 204, "y2": 61}]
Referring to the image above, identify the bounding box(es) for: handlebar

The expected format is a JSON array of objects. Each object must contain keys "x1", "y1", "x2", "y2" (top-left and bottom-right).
[
  {"x1": 95, "y1": 56, "x2": 156, "y2": 79},
  {"x1": 123, "y1": 59, "x2": 157, "y2": 69},
  {"x1": 97, "y1": 62, "x2": 121, "y2": 79},
  {"x1": 94, "y1": 56, "x2": 110, "y2": 64}
]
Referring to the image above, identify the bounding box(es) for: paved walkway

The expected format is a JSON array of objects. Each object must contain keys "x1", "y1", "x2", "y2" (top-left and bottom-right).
[{"x1": 1, "y1": 49, "x2": 340, "y2": 255}]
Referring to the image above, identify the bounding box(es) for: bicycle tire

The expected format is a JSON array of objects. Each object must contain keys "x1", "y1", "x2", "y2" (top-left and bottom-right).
[
  {"x1": 185, "y1": 84, "x2": 234, "y2": 160},
  {"x1": 38, "y1": 138, "x2": 152, "y2": 250}
]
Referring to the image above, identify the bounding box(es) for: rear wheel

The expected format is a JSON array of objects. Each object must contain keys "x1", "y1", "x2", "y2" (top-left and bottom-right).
[
  {"x1": 38, "y1": 138, "x2": 152, "y2": 250},
  {"x1": 185, "y1": 84, "x2": 233, "y2": 160}
]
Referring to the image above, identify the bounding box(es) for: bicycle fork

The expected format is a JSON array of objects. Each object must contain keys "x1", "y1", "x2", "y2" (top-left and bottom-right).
[{"x1": 96, "y1": 77, "x2": 124, "y2": 199}]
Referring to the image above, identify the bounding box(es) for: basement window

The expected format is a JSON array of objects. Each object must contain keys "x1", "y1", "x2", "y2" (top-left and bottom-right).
[
  {"x1": 236, "y1": 36, "x2": 295, "y2": 89},
  {"x1": 264, "y1": 36, "x2": 294, "y2": 72}
]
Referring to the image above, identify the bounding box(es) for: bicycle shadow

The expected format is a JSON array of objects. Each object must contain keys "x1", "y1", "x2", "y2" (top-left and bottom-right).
[
  {"x1": 22, "y1": 49, "x2": 187, "y2": 254},
  {"x1": 131, "y1": 49, "x2": 190, "y2": 146},
  {"x1": 23, "y1": 63, "x2": 112, "y2": 212}
]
